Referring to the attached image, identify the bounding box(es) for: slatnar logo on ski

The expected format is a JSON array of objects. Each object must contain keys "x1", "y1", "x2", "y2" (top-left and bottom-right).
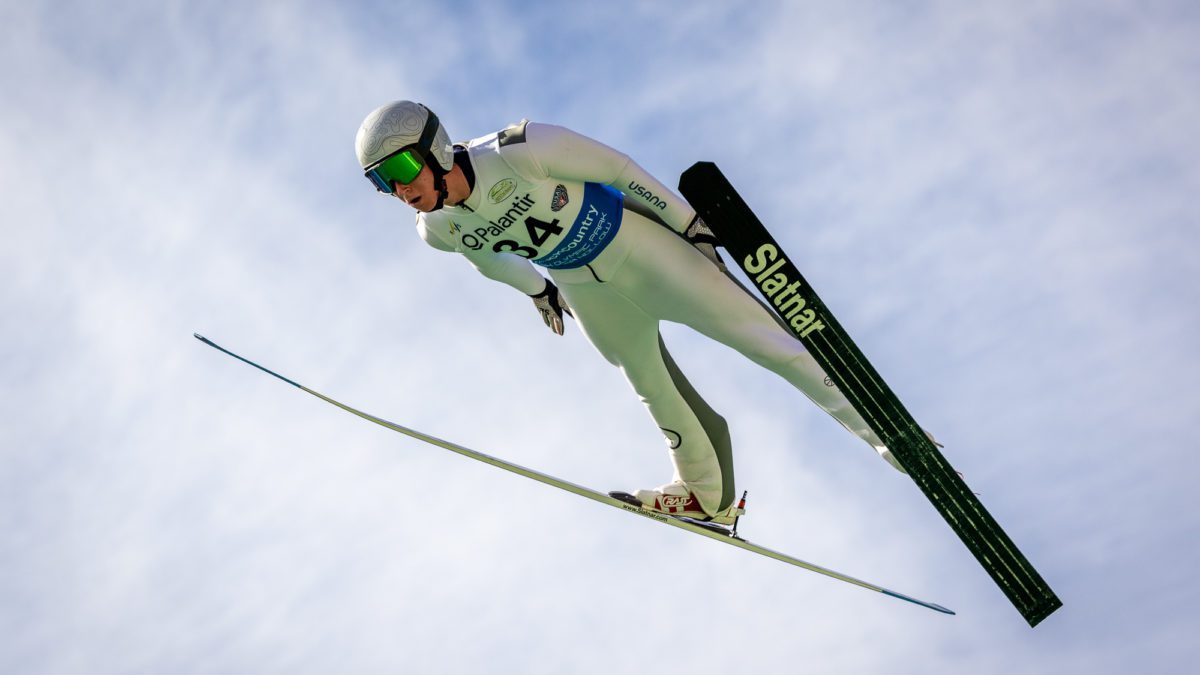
[{"x1": 744, "y1": 243, "x2": 826, "y2": 337}]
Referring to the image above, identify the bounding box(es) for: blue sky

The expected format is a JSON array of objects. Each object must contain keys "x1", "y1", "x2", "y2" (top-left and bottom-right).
[{"x1": 2, "y1": 1, "x2": 1198, "y2": 672}]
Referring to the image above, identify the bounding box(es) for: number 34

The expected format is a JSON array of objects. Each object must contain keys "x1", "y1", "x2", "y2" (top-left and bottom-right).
[{"x1": 491, "y1": 216, "x2": 563, "y2": 258}]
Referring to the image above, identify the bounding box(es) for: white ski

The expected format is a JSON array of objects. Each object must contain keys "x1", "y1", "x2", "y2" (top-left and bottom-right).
[{"x1": 194, "y1": 333, "x2": 953, "y2": 616}]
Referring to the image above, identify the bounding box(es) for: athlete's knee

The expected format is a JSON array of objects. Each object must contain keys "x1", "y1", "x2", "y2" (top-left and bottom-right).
[{"x1": 620, "y1": 364, "x2": 670, "y2": 402}]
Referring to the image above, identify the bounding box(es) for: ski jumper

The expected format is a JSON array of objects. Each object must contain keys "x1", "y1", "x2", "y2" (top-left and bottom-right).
[{"x1": 416, "y1": 121, "x2": 895, "y2": 515}]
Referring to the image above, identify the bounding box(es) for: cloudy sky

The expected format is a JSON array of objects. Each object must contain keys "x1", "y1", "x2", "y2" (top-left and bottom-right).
[{"x1": 3, "y1": 0, "x2": 1198, "y2": 672}]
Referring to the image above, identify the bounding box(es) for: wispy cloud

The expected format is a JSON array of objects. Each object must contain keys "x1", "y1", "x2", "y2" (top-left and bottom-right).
[{"x1": 2, "y1": 1, "x2": 1198, "y2": 673}]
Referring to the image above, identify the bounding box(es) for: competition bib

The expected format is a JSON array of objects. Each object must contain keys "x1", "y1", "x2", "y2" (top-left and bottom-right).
[
  {"x1": 452, "y1": 179, "x2": 623, "y2": 270},
  {"x1": 445, "y1": 132, "x2": 625, "y2": 270}
]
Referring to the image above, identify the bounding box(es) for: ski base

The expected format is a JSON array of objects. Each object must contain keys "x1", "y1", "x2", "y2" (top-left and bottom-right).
[{"x1": 194, "y1": 333, "x2": 954, "y2": 617}]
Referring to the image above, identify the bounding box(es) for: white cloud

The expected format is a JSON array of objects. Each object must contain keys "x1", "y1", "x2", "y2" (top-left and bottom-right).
[{"x1": 2, "y1": 1, "x2": 1199, "y2": 673}]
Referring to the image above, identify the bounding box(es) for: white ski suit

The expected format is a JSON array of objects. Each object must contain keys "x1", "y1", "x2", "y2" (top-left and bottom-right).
[{"x1": 416, "y1": 121, "x2": 895, "y2": 515}]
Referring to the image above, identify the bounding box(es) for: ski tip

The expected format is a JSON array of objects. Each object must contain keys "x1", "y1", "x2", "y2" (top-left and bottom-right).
[
  {"x1": 881, "y1": 589, "x2": 956, "y2": 615},
  {"x1": 680, "y1": 161, "x2": 718, "y2": 181}
]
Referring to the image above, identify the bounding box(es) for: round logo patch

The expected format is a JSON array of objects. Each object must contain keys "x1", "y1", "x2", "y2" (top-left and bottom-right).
[{"x1": 488, "y1": 178, "x2": 517, "y2": 204}]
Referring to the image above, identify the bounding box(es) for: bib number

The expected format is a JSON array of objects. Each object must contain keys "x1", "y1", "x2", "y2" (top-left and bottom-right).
[
  {"x1": 491, "y1": 216, "x2": 565, "y2": 257},
  {"x1": 492, "y1": 240, "x2": 536, "y2": 258}
]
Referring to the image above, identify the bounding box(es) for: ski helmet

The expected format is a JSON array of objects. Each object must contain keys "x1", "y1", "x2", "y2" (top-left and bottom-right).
[
  {"x1": 355, "y1": 101, "x2": 454, "y2": 206},
  {"x1": 355, "y1": 100, "x2": 453, "y2": 172}
]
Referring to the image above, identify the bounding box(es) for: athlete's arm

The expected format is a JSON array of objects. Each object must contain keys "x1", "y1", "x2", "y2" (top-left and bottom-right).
[
  {"x1": 518, "y1": 123, "x2": 696, "y2": 234},
  {"x1": 424, "y1": 224, "x2": 567, "y2": 334},
  {"x1": 418, "y1": 213, "x2": 547, "y2": 295},
  {"x1": 458, "y1": 247, "x2": 570, "y2": 335},
  {"x1": 461, "y1": 246, "x2": 548, "y2": 295}
]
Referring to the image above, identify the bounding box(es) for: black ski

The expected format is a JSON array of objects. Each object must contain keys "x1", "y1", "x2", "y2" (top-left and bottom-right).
[{"x1": 679, "y1": 162, "x2": 1061, "y2": 627}]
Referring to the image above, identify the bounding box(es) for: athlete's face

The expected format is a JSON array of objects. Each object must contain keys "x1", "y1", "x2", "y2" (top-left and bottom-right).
[{"x1": 390, "y1": 165, "x2": 437, "y2": 212}]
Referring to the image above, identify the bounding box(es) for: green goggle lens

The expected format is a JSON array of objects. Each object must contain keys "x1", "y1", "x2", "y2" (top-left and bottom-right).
[{"x1": 364, "y1": 149, "x2": 425, "y2": 193}]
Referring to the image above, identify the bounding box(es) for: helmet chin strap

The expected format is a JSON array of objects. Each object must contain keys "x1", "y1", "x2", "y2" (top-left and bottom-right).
[
  {"x1": 434, "y1": 170, "x2": 448, "y2": 207},
  {"x1": 428, "y1": 145, "x2": 471, "y2": 211},
  {"x1": 430, "y1": 165, "x2": 449, "y2": 211}
]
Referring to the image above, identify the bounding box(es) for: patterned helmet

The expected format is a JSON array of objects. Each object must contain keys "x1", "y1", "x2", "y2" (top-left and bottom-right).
[{"x1": 355, "y1": 100, "x2": 453, "y2": 172}]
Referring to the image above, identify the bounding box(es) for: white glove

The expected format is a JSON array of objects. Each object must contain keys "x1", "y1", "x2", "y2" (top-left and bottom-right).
[
  {"x1": 530, "y1": 280, "x2": 572, "y2": 335},
  {"x1": 685, "y1": 216, "x2": 726, "y2": 271}
]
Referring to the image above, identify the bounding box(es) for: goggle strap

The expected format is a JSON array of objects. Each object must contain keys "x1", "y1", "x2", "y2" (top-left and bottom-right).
[{"x1": 415, "y1": 105, "x2": 441, "y2": 171}]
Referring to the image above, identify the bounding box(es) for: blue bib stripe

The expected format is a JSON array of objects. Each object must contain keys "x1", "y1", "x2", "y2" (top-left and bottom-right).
[{"x1": 535, "y1": 183, "x2": 623, "y2": 270}]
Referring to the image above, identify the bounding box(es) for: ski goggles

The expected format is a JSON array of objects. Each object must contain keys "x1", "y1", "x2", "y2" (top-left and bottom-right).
[
  {"x1": 363, "y1": 105, "x2": 443, "y2": 194},
  {"x1": 364, "y1": 148, "x2": 425, "y2": 194}
]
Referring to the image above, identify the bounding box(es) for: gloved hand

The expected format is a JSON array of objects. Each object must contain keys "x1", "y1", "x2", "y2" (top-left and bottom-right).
[
  {"x1": 530, "y1": 280, "x2": 573, "y2": 335},
  {"x1": 685, "y1": 215, "x2": 726, "y2": 271}
]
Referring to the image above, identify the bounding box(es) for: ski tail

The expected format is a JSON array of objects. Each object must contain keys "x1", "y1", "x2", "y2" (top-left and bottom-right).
[{"x1": 679, "y1": 163, "x2": 1061, "y2": 627}]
